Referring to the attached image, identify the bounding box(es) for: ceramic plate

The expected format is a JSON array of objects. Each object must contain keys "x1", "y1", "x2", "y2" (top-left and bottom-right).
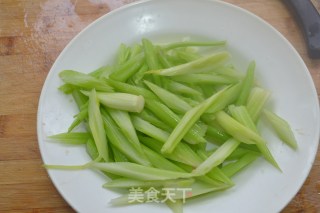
[{"x1": 37, "y1": 0, "x2": 320, "y2": 212}]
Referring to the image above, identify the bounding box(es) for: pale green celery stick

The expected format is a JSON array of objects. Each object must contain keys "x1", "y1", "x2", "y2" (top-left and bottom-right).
[
  {"x1": 103, "y1": 178, "x2": 194, "y2": 188},
  {"x1": 139, "y1": 136, "x2": 202, "y2": 168},
  {"x1": 172, "y1": 181, "x2": 231, "y2": 200},
  {"x1": 216, "y1": 111, "x2": 280, "y2": 170},
  {"x1": 247, "y1": 87, "x2": 271, "y2": 122},
  {"x1": 101, "y1": 110, "x2": 150, "y2": 166},
  {"x1": 205, "y1": 125, "x2": 230, "y2": 145},
  {"x1": 111, "y1": 146, "x2": 128, "y2": 162},
  {"x1": 108, "y1": 108, "x2": 142, "y2": 151},
  {"x1": 162, "y1": 40, "x2": 226, "y2": 50},
  {"x1": 171, "y1": 73, "x2": 238, "y2": 85},
  {"x1": 72, "y1": 90, "x2": 88, "y2": 109},
  {"x1": 86, "y1": 138, "x2": 99, "y2": 160},
  {"x1": 263, "y1": 109, "x2": 298, "y2": 149},
  {"x1": 225, "y1": 148, "x2": 258, "y2": 161},
  {"x1": 166, "y1": 53, "x2": 186, "y2": 66},
  {"x1": 196, "y1": 149, "x2": 233, "y2": 185},
  {"x1": 222, "y1": 152, "x2": 260, "y2": 177},
  {"x1": 166, "y1": 199, "x2": 183, "y2": 213},
  {"x1": 164, "y1": 79, "x2": 203, "y2": 97},
  {"x1": 193, "y1": 139, "x2": 240, "y2": 175},
  {"x1": 68, "y1": 109, "x2": 88, "y2": 132},
  {"x1": 116, "y1": 43, "x2": 131, "y2": 65},
  {"x1": 109, "y1": 54, "x2": 145, "y2": 82},
  {"x1": 146, "y1": 52, "x2": 230, "y2": 76},
  {"x1": 142, "y1": 38, "x2": 162, "y2": 70},
  {"x1": 48, "y1": 132, "x2": 90, "y2": 145},
  {"x1": 199, "y1": 84, "x2": 216, "y2": 99},
  {"x1": 131, "y1": 63, "x2": 148, "y2": 84},
  {"x1": 142, "y1": 145, "x2": 186, "y2": 172},
  {"x1": 236, "y1": 61, "x2": 255, "y2": 105},
  {"x1": 175, "y1": 49, "x2": 199, "y2": 62},
  {"x1": 144, "y1": 80, "x2": 192, "y2": 113},
  {"x1": 82, "y1": 91, "x2": 145, "y2": 113},
  {"x1": 212, "y1": 64, "x2": 243, "y2": 78},
  {"x1": 91, "y1": 162, "x2": 195, "y2": 180},
  {"x1": 161, "y1": 87, "x2": 229, "y2": 154},
  {"x1": 59, "y1": 70, "x2": 113, "y2": 92},
  {"x1": 130, "y1": 44, "x2": 143, "y2": 58},
  {"x1": 90, "y1": 66, "x2": 111, "y2": 78},
  {"x1": 105, "y1": 79, "x2": 158, "y2": 99},
  {"x1": 58, "y1": 84, "x2": 75, "y2": 94},
  {"x1": 157, "y1": 47, "x2": 174, "y2": 68},
  {"x1": 131, "y1": 115, "x2": 170, "y2": 143},
  {"x1": 98, "y1": 66, "x2": 113, "y2": 80},
  {"x1": 229, "y1": 105, "x2": 258, "y2": 132},
  {"x1": 88, "y1": 89, "x2": 109, "y2": 162},
  {"x1": 205, "y1": 83, "x2": 241, "y2": 114},
  {"x1": 180, "y1": 96, "x2": 200, "y2": 107},
  {"x1": 136, "y1": 109, "x2": 170, "y2": 131}
]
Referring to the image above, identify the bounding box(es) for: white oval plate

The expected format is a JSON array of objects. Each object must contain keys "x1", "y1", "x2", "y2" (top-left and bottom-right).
[{"x1": 37, "y1": 0, "x2": 320, "y2": 212}]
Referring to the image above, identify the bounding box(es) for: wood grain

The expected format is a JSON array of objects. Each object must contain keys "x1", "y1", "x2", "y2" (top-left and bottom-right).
[{"x1": 0, "y1": 0, "x2": 319, "y2": 212}]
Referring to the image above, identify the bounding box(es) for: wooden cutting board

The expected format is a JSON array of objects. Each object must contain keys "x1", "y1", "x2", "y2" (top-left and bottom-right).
[{"x1": 0, "y1": 0, "x2": 319, "y2": 212}]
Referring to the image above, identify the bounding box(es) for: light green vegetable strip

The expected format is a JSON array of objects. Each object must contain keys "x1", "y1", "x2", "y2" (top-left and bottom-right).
[
  {"x1": 205, "y1": 125, "x2": 230, "y2": 145},
  {"x1": 158, "y1": 47, "x2": 174, "y2": 68},
  {"x1": 116, "y1": 43, "x2": 131, "y2": 65},
  {"x1": 161, "y1": 87, "x2": 229, "y2": 154},
  {"x1": 228, "y1": 105, "x2": 258, "y2": 132},
  {"x1": 72, "y1": 89, "x2": 88, "y2": 108},
  {"x1": 108, "y1": 108, "x2": 142, "y2": 152},
  {"x1": 86, "y1": 138, "x2": 99, "y2": 160},
  {"x1": 171, "y1": 73, "x2": 238, "y2": 85},
  {"x1": 111, "y1": 146, "x2": 128, "y2": 162},
  {"x1": 263, "y1": 109, "x2": 298, "y2": 149},
  {"x1": 130, "y1": 44, "x2": 142, "y2": 59},
  {"x1": 49, "y1": 132, "x2": 90, "y2": 145},
  {"x1": 247, "y1": 87, "x2": 271, "y2": 122},
  {"x1": 139, "y1": 136, "x2": 202, "y2": 168},
  {"x1": 175, "y1": 49, "x2": 199, "y2": 62},
  {"x1": 88, "y1": 89, "x2": 109, "y2": 162},
  {"x1": 68, "y1": 109, "x2": 88, "y2": 132},
  {"x1": 216, "y1": 111, "x2": 280, "y2": 170},
  {"x1": 105, "y1": 78, "x2": 157, "y2": 99},
  {"x1": 59, "y1": 70, "x2": 113, "y2": 92},
  {"x1": 131, "y1": 64, "x2": 149, "y2": 84},
  {"x1": 166, "y1": 199, "x2": 183, "y2": 213},
  {"x1": 109, "y1": 54, "x2": 145, "y2": 82},
  {"x1": 193, "y1": 139, "x2": 240, "y2": 175},
  {"x1": 103, "y1": 178, "x2": 194, "y2": 189},
  {"x1": 146, "y1": 52, "x2": 230, "y2": 76},
  {"x1": 136, "y1": 109, "x2": 170, "y2": 131},
  {"x1": 144, "y1": 80, "x2": 192, "y2": 113},
  {"x1": 142, "y1": 38, "x2": 162, "y2": 70},
  {"x1": 165, "y1": 79, "x2": 203, "y2": 97},
  {"x1": 82, "y1": 91, "x2": 145, "y2": 113},
  {"x1": 58, "y1": 83, "x2": 74, "y2": 94},
  {"x1": 101, "y1": 110, "x2": 150, "y2": 166},
  {"x1": 162, "y1": 40, "x2": 226, "y2": 50},
  {"x1": 222, "y1": 152, "x2": 260, "y2": 177},
  {"x1": 236, "y1": 61, "x2": 255, "y2": 105},
  {"x1": 91, "y1": 162, "x2": 196, "y2": 180}
]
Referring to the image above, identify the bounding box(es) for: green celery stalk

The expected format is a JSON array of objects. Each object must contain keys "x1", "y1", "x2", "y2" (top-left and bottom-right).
[
  {"x1": 236, "y1": 61, "x2": 255, "y2": 105},
  {"x1": 246, "y1": 87, "x2": 271, "y2": 122},
  {"x1": 116, "y1": 43, "x2": 131, "y2": 65},
  {"x1": 146, "y1": 52, "x2": 230, "y2": 76},
  {"x1": 67, "y1": 108, "x2": 88, "y2": 132},
  {"x1": 91, "y1": 162, "x2": 196, "y2": 180},
  {"x1": 171, "y1": 73, "x2": 238, "y2": 85},
  {"x1": 166, "y1": 199, "x2": 183, "y2": 213},
  {"x1": 164, "y1": 79, "x2": 204, "y2": 97},
  {"x1": 88, "y1": 89, "x2": 109, "y2": 162},
  {"x1": 193, "y1": 139, "x2": 240, "y2": 175},
  {"x1": 142, "y1": 38, "x2": 162, "y2": 70},
  {"x1": 162, "y1": 40, "x2": 226, "y2": 50},
  {"x1": 48, "y1": 132, "x2": 90, "y2": 145},
  {"x1": 111, "y1": 146, "x2": 128, "y2": 162},
  {"x1": 86, "y1": 138, "x2": 99, "y2": 160},
  {"x1": 205, "y1": 125, "x2": 230, "y2": 145},
  {"x1": 59, "y1": 70, "x2": 113, "y2": 92},
  {"x1": 228, "y1": 105, "x2": 258, "y2": 132},
  {"x1": 263, "y1": 109, "x2": 298, "y2": 149}
]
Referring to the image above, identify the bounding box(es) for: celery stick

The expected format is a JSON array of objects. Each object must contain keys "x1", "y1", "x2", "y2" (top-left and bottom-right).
[
  {"x1": 68, "y1": 109, "x2": 88, "y2": 132},
  {"x1": 49, "y1": 132, "x2": 90, "y2": 145},
  {"x1": 136, "y1": 109, "x2": 170, "y2": 131},
  {"x1": 158, "y1": 47, "x2": 174, "y2": 68},
  {"x1": 228, "y1": 105, "x2": 258, "y2": 132},
  {"x1": 103, "y1": 178, "x2": 194, "y2": 188},
  {"x1": 162, "y1": 40, "x2": 226, "y2": 50},
  {"x1": 109, "y1": 54, "x2": 145, "y2": 82},
  {"x1": 144, "y1": 80, "x2": 192, "y2": 113},
  {"x1": 86, "y1": 138, "x2": 99, "y2": 160},
  {"x1": 82, "y1": 91, "x2": 145, "y2": 113},
  {"x1": 72, "y1": 90, "x2": 88, "y2": 109},
  {"x1": 166, "y1": 199, "x2": 183, "y2": 213},
  {"x1": 116, "y1": 43, "x2": 131, "y2": 65},
  {"x1": 142, "y1": 38, "x2": 162, "y2": 70},
  {"x1": 88, "y1": 89, "x2": 109, "y2": 162},
  {"x1": 111, "y1": 146, "x2": 128, "y2": 162},
  {"x1": 222, "y1": 152, "x2": 260, "y2": 177},
  {"x1": 58, "y1": 83, "x2": 75, "y2": 94},
  {"x1": 130, "y1": 44, "x2": 143, "y2": 58},
  {"x1": 175, "y1": 49, "x2": 199, "y2": 62},
  {"x1": 205, "y1": 125, "x2": 230, "y2": 145},
  {"x1": 91, "y1": 162, "x2": 195, "y2": 180},
  {"x1": 193, "y1": 139, "x2": 240, "y2": 175},
  {"x1": 171, "y1": 73, "x2": 238, "y2": 85},
  {"x1": 105, "y1": 78, "x2": 157, "y2": 99},
  {"x1": 146, "y1": 52, "x2": 230, "y2": 76},
  {"x1": 236, "y1": 61, "x2": 255, "y2": 105},
  {"x1": 101, "y1": 110, "x2": 150, "y2": 166},
  {"x1": 59, "y1": 70, "x2": 113, "y2": 92},
  {"x1": 131, "y1": 63, "x2": 149, "y2": 84},
  {"x1": 263, "y1": 110, "x2": 298, "y2": 149},
  {"x1": 247, "y1": 87, "x2": 271, "y2": 122},
  {"x1": 161, "y1": 87, "x2": 229, "y2": 154},
  {"x1": 164, "y1": 79, "x2": 203, "y2": 97},
  {"x1": 108, "y1": 108, "x2": 142, "y2": 151}
]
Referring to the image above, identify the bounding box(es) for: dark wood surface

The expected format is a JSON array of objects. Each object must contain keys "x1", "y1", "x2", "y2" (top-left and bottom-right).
[{"x1": 0, "y1": 0, "x2": 319, "y2": 212}]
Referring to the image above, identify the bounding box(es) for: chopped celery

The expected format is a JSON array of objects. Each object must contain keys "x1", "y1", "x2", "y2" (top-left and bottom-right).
[
  {"x1": 162, "y1": 40, "x2": 226, "y2": 50},
  {"x1": 48, "y1": 132, "x2": 90, "y2": 145},
  {"x1": 263, "y1": 109, "x2": 298, "y2": 149},
  {"x1": 171, "y1": 73, "x2": 238, "y2": 85},
  {"x1": 236, "y1": 61, "x2": 255, "y2": 105},
  {"x1": 103, "y1": 178, "x2": 194, "y2": 188},
  {"x1": 247, "y1": 87, "x2": 271, "y2": 122}
]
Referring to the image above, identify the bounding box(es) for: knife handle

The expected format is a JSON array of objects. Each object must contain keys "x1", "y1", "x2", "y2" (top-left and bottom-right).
[{"x1": 284, "y1": 0, "x2": 320, "y2": 58}]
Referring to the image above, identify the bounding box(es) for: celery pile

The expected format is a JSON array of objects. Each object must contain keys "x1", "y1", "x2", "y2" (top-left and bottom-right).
[{"x1": 47, "y1": 38, "x2": 297, "y2": 212}]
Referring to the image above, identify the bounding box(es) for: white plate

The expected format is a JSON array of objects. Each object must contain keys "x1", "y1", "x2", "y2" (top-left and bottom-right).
[{"x1": 37, "y1": 0, "x2": 320, "y2": 212}]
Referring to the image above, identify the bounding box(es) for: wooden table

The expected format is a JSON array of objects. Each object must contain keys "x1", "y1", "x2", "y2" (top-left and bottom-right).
[{"x1": 0, "y1": 0, "x2": 319, "y2": 212}]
